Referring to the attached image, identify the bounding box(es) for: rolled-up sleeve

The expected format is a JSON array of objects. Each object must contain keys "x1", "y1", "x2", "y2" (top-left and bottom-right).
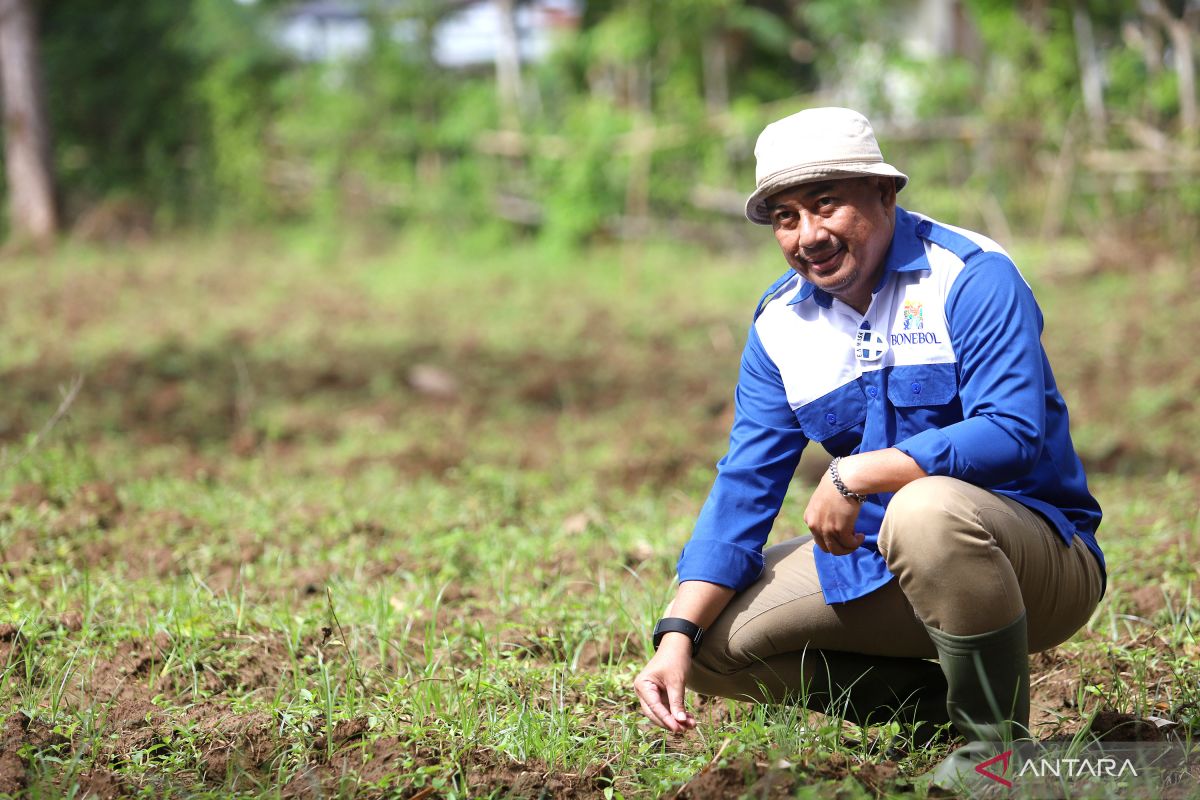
[
  {"x1": 896, "y1": 253, "x2": 1047, "y2": 485},
  {"x1": 676, "y1": 325, "x2": 808, "y2": 591}
]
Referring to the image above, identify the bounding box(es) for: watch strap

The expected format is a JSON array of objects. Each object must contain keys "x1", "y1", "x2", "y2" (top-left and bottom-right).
[{"x1": 653, "y1": 617, "x2": 704, "y2": 653}]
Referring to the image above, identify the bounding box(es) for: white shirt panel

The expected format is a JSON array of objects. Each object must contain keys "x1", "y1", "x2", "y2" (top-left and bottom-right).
[{"x1": 751, "y1": 228, "x2": 1018, "y2": 410}]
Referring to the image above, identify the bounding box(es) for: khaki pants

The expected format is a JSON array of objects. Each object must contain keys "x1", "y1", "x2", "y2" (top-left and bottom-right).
[{"x1": 689, "y1": 476, "x2": 1104, "y2": 706}]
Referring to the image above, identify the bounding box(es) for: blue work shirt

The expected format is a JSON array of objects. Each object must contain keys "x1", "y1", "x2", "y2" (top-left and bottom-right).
[{"x1": 677, "y1": 208, "x2": 1105, "y2": 604}]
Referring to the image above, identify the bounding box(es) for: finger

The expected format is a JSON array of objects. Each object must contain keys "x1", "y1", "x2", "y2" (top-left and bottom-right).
[
  {"x1": 831, "y1": 529, "x2": 865, "y2": 553},
  {"x1": 823, "y1": 538, "x2": 851, "y2": 555},
  {"x1": 666, "y1": 681, "x2": 689, "y2": 726},
  {"x1": 637, "y1": 695, "x2": 666, "y2": 730},
  {"x1": 636, "y1": 681, "x2": 670, "y2": 730},
  {"x1": 827, "y1": 540, "x2": 859, "y2": 556},
  {"x1": 642, "y1": 680, "x2": 681, "y2": 732}
]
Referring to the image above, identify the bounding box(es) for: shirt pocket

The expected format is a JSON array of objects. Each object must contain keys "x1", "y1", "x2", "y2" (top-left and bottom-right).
[
  {"x1": 794, "y1": 380, "x2": 867, "y2": 455},
  {"x1": 887, "y1": 363, "x2": 962, "y2": 439}
]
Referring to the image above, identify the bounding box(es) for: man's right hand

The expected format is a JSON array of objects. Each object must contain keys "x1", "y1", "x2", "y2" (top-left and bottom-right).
[{"x1": 633, "y1": 633, "x2": 697, "y2": 733}]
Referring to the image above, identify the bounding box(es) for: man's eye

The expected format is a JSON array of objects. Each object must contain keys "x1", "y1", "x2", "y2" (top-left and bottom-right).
[
  {"x1": 773, "y1": 210, "x2": 793, "y2": 223},
  {"x1": 817, "y1": 197, "x2": 835, "y2": 207}
]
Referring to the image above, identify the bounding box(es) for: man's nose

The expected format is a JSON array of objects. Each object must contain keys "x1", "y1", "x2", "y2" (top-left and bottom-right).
[{"x1": 796, "y1": 212, "x2": 830, "y2": 253}]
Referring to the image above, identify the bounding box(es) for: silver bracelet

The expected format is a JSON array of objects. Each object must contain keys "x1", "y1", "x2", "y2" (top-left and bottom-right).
[{"x1": 829, "y1": 457, "x2": 867, "y2": 503}]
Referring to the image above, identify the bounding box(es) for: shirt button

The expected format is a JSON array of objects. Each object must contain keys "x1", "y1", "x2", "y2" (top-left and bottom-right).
[
  {"x1": 916, "y1": 220, "x2": 932, "y2": 237},
  {"x1": 911, "y1": 382, "x2": 922, "y2": 394},
  {"x1": 866, "y1": 386, "x2": 878, "y2": 398},
  {"x1": 825, "y1": 413, "x2": 837, "y2": 424}
]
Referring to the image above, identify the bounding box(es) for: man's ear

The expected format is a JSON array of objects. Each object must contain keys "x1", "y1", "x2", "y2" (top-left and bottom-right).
[{"x1": 876, "y1": 176, "x2": 897, "y2": 209}]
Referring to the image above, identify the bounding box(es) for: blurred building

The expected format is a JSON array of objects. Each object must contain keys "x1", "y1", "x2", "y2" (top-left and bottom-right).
[{"x1": 275, "y1": 0, "x2": 581, "y2": 66}]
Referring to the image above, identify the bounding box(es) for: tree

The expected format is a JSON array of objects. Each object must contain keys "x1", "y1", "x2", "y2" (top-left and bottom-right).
[
  {"x1": 1141, "y1": 0, "x2": 1199, "y2": 137},
  {"x1": 0, "y1": 0, "x2": 56, "y2": 245}
]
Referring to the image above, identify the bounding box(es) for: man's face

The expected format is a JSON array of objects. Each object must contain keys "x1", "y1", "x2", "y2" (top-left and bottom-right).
[{"x1": 767, "y1": 177, "x2": 897, "y2": 313}]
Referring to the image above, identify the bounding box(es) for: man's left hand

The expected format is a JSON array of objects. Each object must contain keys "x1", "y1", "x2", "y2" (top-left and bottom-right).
[{"x1": 804, "y1": 465, "x2": 865, "y2": 555}]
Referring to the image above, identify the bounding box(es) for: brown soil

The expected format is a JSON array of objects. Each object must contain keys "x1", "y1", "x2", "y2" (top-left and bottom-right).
[
  {"x1": 671, "y1": 752, "x2": 911, "y2": 800},
  {"x1": 575, "y1": 633, "x2": 636, "y2": 669},
  {"x1": 1126, "y1": 584, "x2": 1167, "y2": 618},
  {"x1": 0, "y1": 624, "x2": 28, "y2": 682},
  {"x1": 218, "y1": 633, "x2": 299, "y2": 694},
  {"x1": 50, "y1": 481, "x2": 124, "y2": 535},
  {"x1": 72, "y1": 767, "x2": 134, "y2": 799},
  {"x1": 463, "y1": 752, "x2": 612, "y2": 799},
  {"x1": 7, "y1": 621, "x2": 1172, "y2": 799},
  {"x1": 0, "y1": 528, "x2": 37, "y2": 575},
  {"x1": 0, "y1": 713, "x2": 68, "y2": 795},
  {"x1": 8, "y1": 482, "x2": 55, "y2": 509},
  {"x1": 673, "y1": 763, "x2": 766, "y2": 799},
  {"x1": 1029, "y1": 647, "x2": 1087, "y2": 738},
  {"x1": 1, "y1": 489, "x2": 1187, "y2": 799},
  {"x1": 1, "y1": 479, "x2": 371, "y2": 601},
  {"x1": 1089, "y1": 710, "x2": 1173, "y2": 742},
  {"x1": 187, "y1": 706, "x2": 277, "y2": 780},
  {"x1": 283, "y1": 735, "x2": 420, "y2": 799},
  {"x1": 0, "y1": 312, "x2": 740, "y2": 490},
  {"x1": 284, "y1": 741, "x2": 615, "y2": 800},
  {"x1": 1029, "y1": 626, "x2": 1197, "y2": 745},
  {"x1": 17, "y1": 628, "x2": 341, "y2": 792},
  {"x1": 311, "y1": 716, "x2": 371, "y2": 754},
  {"x1": 853, "y1": 760, "x2": 902, "y2": 794}
]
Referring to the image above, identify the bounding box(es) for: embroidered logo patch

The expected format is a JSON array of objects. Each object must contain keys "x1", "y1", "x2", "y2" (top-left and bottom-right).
[
  {"x1": 903, "y1": 300, "x2": 924, "y2": 330},
  {"x1": 855, "y1": 328, "x2": 887, "y2": 361}
]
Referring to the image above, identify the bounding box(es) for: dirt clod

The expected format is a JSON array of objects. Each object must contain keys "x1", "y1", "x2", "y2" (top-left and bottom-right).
[
  {"x1": 1090, "y1": 710, "x2": 1168, "y2": 741},
  {"x1": 464, "y1": 752, "x2": 610, "y2": 799},
  {"x1": 8, "y1": 483, "x2": 52, "y2": 509},
  {"x1": 313, "y1": 716, "x2": 370, "y2": 753},
  {"x1": 674, "y1": 765, "x2": 757, "y2": 799},
  {"x1": 74, "y1": 767, "x2": 133, "y2": 799},
  {"x1": 0, "y1": 713, "x2": 68, "y2": 795},
  {"x1": 854, "y1": 760, "x2": 901, "y2": 794}
]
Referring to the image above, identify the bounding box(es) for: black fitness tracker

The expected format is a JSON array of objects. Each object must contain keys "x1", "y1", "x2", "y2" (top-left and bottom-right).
[{"x1": 653, "y1": 617, "x2": 705, "y2": 653}]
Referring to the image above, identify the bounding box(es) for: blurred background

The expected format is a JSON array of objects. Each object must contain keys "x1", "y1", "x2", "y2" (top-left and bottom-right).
[
  {"x1": 3, "y1": 0, "x2": 1198, "y2": 474},
  {"x1": 2, "y1": 0, "x2": 1198, "y2": 251}
]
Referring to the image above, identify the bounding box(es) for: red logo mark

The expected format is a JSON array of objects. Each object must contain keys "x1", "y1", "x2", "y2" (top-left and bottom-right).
[{"x1": 975, "y1": 750, "x2": 1014, "y2": 788}]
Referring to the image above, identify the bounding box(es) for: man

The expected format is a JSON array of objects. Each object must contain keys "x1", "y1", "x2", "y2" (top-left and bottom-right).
[{"x1": 632, "y1": 107, "x2": 1105, "y2": 792}]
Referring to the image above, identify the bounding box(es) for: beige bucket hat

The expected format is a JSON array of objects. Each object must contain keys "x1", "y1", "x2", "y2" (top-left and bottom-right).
[{"x1": 745, "y1": 107, "x2": 908, "y2": 225}]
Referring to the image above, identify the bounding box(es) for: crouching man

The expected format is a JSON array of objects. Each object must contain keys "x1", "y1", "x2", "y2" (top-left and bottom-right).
[{"x1": 632, "y1": 107, "x2": 1105, "y2": 793}]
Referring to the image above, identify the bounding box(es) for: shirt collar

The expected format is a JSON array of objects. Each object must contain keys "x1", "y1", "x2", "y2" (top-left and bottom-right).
[{"x1": 788, "y1": 206, "x2": 929, "y2": 308}]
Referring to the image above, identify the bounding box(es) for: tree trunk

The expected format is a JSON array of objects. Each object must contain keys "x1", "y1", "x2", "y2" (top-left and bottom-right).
[
  {"x1": 494, "y1": 0, "x2": 523, "y2": 131},
  {"x1": 702, "y1": 34, "x2": 729, "y2": 114},
  {"x1": 1071, "y1": 3, "x2": 1107, "y2": 140},
  {"x1": 0, "y1": 0, "x2": 57, "y2": 245},
  {"x1": 1167, "y1": 12, "x2": 1197, "y2": 137},
  {"x1": 1141, "y1": 0, "x2": 1198, "y2": 137}
]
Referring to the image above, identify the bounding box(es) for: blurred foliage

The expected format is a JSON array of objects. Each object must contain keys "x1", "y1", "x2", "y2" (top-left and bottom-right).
[
  {"x1": 11, "y1": 0, "x2": 1197, "y2": 248},
  {"x1": 38, "y1": 1, "x2": 208, "y2": 224}
]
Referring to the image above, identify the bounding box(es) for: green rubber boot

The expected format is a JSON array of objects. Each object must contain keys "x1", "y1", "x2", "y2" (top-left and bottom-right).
[
  {"x1": 925, "y1": 613, "x2": 1030, "y2": 794},
  {"x1": 805, "y1": 651, "x2": 951, "y2": 751}
]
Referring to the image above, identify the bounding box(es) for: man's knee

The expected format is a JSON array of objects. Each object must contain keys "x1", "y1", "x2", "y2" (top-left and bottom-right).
[
  {"x1": 689, "y1": 617, "x2": 752, "y2": 680},
  {"x1": 686, "y1": 628, "x2": 770, "y2": 701},
  {"x1": 686, "y1": 655, "x2": 738, "y2": 698},
  {"x1": 878, "y1": 476, "x2": 982, "y2": 568},
  {"x1": 687, "y1": 641, "x2": 812, "y2": 705}
]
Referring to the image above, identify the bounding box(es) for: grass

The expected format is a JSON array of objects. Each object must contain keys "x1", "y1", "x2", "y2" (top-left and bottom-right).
[{"x1": 0, "y1": 225, "x2": 1197, "y2": 798}]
